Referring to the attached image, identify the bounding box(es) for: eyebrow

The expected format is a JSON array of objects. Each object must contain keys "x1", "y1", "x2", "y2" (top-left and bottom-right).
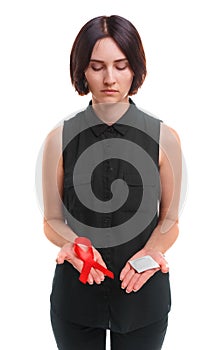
[{"x1": 89, "y1": 58, "x2": 128, "y2": 63}]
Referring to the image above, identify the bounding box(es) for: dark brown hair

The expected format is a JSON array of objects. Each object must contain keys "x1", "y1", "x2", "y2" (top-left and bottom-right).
[{"x1": 70, "y1": 15, "x2": 147, "y2": 96}]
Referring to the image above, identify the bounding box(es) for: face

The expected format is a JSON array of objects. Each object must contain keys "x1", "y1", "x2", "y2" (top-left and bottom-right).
[{"x1": 85, "y1": 37, "x2": 134, "y2": 104}]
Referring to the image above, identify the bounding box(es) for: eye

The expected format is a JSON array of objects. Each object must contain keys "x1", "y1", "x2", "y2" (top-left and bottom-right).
[
  {"x1": 91, "y1": 64, "x2": 103, "y2": 71},
  {"x1": 115, "y1": 64, "x2": 128, "y2": 71}
]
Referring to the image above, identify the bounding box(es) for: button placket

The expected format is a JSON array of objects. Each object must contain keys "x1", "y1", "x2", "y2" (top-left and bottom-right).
[
  {"x1": 103, "y1": 129, "x2": 113, "y2": 233},
  {"x1": 106, "y1": 128, "x2": 114, "y2": 173}
]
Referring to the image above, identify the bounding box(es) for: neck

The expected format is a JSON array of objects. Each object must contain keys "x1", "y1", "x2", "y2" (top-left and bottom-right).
[{"x1": 92, "y1": 101, "x2": 130, "y2": 125}]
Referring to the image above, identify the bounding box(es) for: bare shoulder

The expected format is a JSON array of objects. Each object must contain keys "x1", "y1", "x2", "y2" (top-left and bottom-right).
[
  {"x1": 160, "y1": 122, "x2": 181, "y2": 146},
  {"x1": 43, "y1": 124, "x2": 63, "y2": 153},
  {"x1": 45, "y1": 124, "x2": 63, "y2": 143},
  {"x1": 159, "y1": 123, "x2": 181, "y2": 165},
  {"x1": 167, "y1": 125, "x2": 181, "y2": 144}
]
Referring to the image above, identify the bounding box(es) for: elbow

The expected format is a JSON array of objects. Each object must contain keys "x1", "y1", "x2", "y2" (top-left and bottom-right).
[
  {"x1": 160, "y1": 218, "x2": 180, "y2": 235},
  {"x1": 43, "y1": 218, "x2": 50, "y2": 240},
  {"x1": 43, "y1": 217, "x2": 57, "y2": 242}
]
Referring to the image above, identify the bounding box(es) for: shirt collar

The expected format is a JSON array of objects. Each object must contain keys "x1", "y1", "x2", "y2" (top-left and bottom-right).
[{"x1": 85, "y1": 99, "x2": 135, "y2": 137}]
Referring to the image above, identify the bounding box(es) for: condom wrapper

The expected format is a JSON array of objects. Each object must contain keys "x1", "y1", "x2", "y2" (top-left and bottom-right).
[
  {"x1": 74, "y1": 237, "x2": 114, "y2": 284},
  {"x1": 129, "y1": 255, "x2": 160, "y2": 273}
]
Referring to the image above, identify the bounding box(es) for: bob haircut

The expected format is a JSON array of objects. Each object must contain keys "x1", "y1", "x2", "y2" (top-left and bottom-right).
[{"x1": 70, "y1": 15, "x2": 147, "y2": 96}]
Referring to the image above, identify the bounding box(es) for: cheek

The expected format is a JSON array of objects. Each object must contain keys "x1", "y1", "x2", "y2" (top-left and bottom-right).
[
  {"x1": 85, "y1": 69, "x2": 97, "y2": 82},
  {"x1": 85, "y1": 74, "x2": 101, "y2": 90},
  {"x1": 121, "y1": 73, "x2": 134, "y2": 88},
  {"x1": 121, "y1": 69, "x2": 134, "y2": 82}
]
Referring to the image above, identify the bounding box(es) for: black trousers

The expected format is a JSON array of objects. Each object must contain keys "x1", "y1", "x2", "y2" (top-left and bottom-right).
[{"x1": 51, "y1": 309, "x2": 168, "y2": 350}]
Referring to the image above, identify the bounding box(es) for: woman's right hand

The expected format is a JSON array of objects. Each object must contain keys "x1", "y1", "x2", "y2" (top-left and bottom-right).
[{"x1": 56, "y1": 242, "x2": 107, "y2": 285}]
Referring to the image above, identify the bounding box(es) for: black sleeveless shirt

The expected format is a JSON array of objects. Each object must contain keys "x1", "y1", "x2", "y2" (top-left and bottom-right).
[{"x1": 50, "y1": 100, "x2": 171, "y2": 333}]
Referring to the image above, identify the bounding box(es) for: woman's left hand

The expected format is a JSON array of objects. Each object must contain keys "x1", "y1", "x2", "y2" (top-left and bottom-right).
[{"x1": 119, "y1": 248, "x2": 169, "y2": 293}]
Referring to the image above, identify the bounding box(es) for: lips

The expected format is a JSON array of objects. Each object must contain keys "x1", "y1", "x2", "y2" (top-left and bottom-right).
[{"x1": 101, "y1": 89, "x2": 118, "y2": 93}]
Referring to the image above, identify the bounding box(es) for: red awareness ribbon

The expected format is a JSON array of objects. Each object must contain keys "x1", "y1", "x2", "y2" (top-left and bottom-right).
[{"x1": 74, "y1": 237, "x2": 114, "y2": 284}]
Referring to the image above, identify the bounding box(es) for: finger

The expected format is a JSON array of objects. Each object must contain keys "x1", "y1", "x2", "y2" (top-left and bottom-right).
[
  {"x1": 132, "y1": 268, "x2": 159, "y2": 292},
  {"x1": 87, "y1": 267, "x2": 104, "y2": 285},
  {"x1": 56, "y1": 243, "x2": 74, "y2": 264},
  {"x1": 121, "y1": 268, "x2": 135, "y2": 290},
  {"x1": 94, "y1": 250, "x2": 108, "y2": 268},
  {"x1": 159, "y1": 257, "x2": 169, "y2": 273},
  {"x1": 87, "y1": 273, "x2": 94, "y2": 285},
  {"x1": 93, "y1": 268, "x2": 105, "y2": 282},
  {"x1": 93, "y1": 253, "x2": 107, "y2": 281},
  {"x1": 90, "y1": 268, "x2": 105, "y2": 284},
  {"x1": 125, "y1": 272, "x2": 141, "y2": 293},
  {"x1": 120, "y1": 262, "x2": 131, "y2": 281},
  {"x1": 86, "y1": 250, "x2": 106, "y2": 284},
  {"x1": 56, "y1": 251, "x2": 66, "y2": 264}
]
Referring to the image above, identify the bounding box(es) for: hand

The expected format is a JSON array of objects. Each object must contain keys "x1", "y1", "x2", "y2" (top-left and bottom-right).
[
  {"x1": 56, "y1": 242, "x2": 107, "y2": 285},
  {"x1": 119, "y1": 248, "x2": 169, "y2": 293}
]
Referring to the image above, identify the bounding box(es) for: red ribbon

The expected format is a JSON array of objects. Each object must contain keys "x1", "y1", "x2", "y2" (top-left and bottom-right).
[{"x1": 74, "y1": 237, "x2": 114, "y2": 284}]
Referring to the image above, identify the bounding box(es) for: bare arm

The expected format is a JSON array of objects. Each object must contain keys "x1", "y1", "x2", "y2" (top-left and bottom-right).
[
  {"x1": 42, "y1": 124, "x2": 107, "y2": 284},
  {"x1": 120, "y1": 122, "x2": 182, "y2": 293},
  {"x1": 42, "y1": 125, "x2": 78, "y2": 247},
  {"x1": 143, "y1": 122, "x2": 182, "y2": 253}
]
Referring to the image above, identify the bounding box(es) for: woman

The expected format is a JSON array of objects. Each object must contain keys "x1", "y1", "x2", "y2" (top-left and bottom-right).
[{"x1": 42, "y1": 15, "x2": 182, "y2": 350}]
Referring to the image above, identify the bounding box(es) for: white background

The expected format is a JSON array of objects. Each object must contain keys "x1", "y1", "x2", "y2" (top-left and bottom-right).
[{"x1": 1, "y1": 0, "x2": 222, "y2": 349}]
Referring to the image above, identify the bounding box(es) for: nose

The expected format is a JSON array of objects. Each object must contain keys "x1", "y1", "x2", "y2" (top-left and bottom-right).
[{"x1": 103, "y1": 67, "x2": 116, "y2": 86}]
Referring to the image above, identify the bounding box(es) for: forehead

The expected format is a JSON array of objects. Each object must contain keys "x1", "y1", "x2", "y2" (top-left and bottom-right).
[{"x1": 90, "y1": 37, "x2": 126, "y2": 61}]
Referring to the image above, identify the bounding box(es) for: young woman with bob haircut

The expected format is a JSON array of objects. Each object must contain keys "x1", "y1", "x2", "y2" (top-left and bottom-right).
[{"x1": 42, "y1": 14, "x2": 182, "y2": 350}]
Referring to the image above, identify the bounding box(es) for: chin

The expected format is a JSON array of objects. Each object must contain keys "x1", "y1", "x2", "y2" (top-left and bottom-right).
[
  {"x1": 100, "y1": 96, "x2": 128, "y2": 104},
  {"x1": 93, "y1": 97, "x2": 117, "y2": 104}
]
